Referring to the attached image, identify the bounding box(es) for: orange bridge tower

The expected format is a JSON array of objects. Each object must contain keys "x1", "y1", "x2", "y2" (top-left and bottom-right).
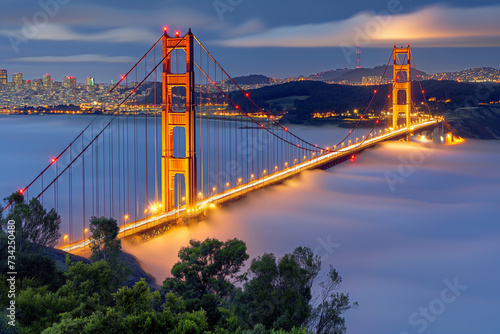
[
  {"x1": 161, "y1": 29, "x2": 197, "y2": 212},
  {"x1": 392, "y1": 45, "x2": 411, "y2": 129}
]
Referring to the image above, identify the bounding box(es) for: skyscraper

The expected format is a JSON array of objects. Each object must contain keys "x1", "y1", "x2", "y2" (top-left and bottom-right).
[
  {"x1": 33, "y1": 79, "x2": 43, "y2": 89},
  {"x1": 43, "y1": 73, "x2": 52, "y2": 89},
  {"x1": 63, "y1": 76, "x2": 76, "y2": 89},
  {"x1": 0, "y1": 69, "x2": 7, "y2": 85},
  {"x1": 13, "y1": 72, "x2": 23, "y2": 87},
  {"x1": 86, "y1": 76, "x2": 95, "y2": 86}
]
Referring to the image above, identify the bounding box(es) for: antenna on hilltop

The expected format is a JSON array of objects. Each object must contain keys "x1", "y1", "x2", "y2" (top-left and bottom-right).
[{"x1": 356, "y1": 45, "x2": 361, "y2": 69}]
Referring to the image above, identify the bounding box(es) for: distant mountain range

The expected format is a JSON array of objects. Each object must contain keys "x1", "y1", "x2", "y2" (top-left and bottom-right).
[
  {"x1": 229, "y1": 74, "x2": 272, "y2": 85},
  {"x1": 427, "y1": 67, "x2": 500, "y2": 82},
  {"x1": 231, "y1": 67, "x2": 500, "y2": 87},
  {"x1": 309, "y1": 66, "x2": 428, "y2": 83}
]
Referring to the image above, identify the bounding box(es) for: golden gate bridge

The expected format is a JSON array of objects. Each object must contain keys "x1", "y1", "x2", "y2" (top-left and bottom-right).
[{"x1": 2, "y1": 29, "x2": 448, "y2": 252}]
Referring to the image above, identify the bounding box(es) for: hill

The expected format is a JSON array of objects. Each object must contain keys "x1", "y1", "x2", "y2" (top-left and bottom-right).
[
  {"x1": 445, "y1": 106, "x2": 500, "y2": 139},
  {"x1": 43, "y1": 246, "x2": 158, "y2": 288},
  {"x1": 229, "y1": 74, "x2": 272, "y2": 85},
  {"x1": 309, "y1": 66, "x2": 428, "y2": 83},
  {"x1": 246, "y1": 80, "x2": 500, "y2": 127},
  {"x1": 428, "y1": 67, "x2": 500, "y2": 82}
]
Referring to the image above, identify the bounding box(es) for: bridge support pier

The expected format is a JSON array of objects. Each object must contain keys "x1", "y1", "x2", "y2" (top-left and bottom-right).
[
  {"x1": 161, "y1": 29, "x2": 197, "y2": 212},
  {"x1": 392, "y1": 45, "x2": 411, "y2": 130}
]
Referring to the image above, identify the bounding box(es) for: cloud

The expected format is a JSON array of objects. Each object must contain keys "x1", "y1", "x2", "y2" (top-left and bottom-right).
[
  {"x1": 0, "y1": 24, "x2": 158, "y2": 43},
  {"x1": 215, "y1": 5, "x2": 500, "y2": 48},
  {"x1": 0, "y1": 3, "x2": 217, "y2": 30},
  {"x1": 224, "y1": 18, "x2": 266, "y2": 38},
  {"x1": 10, "y1": 54, "x2": 135, "y2": 63}
]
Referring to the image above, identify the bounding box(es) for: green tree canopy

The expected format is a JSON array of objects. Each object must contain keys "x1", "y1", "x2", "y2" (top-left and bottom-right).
[
  {"x1": 1, "y1": 192, "x2": 61, "y2": 252},
  {"x1": 234, "y1": 247, "x2": 321, "y2": 331},
  {"x1": 88, "y1": 216, "x2": 121, "y2": 263},
  {"x1": 308, "y1": 265, "x2": 358, "y2": 334},
  {"x1": 162, "y1": 237, "x2": 249, "y2": 300}
]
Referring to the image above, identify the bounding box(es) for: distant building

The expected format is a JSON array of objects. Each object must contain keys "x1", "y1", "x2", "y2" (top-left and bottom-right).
[
  {"x1": 63, "y1": 76, "x2": 76, "y2": 89},
  {"x1": 25, "y1": 80, "x2": 32, "y2": 89},
  {"x1": 362, "y1": 76, "x2": 381, "y2": 85},
  {"x1": 43, "y1": 73, "x2": 52, "y2": 88},
  {"x1": 0, "y1": 69, "x2": 7, "y2": 85},
  {"x1": 86, "y1": 76, "x2": 95, "y2": 87},
  {"x1": 33, "y1": 79, "x2": 43, "y2": 89},
  {"x1": 13, "y1": 72, "x2": 23, "y2": 87}
]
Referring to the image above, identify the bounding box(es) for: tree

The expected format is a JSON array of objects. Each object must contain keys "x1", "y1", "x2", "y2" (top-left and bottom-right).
[
  {"x1": 308, "y1": 265, "x2": 358, "y2": 334},
  {"x1": 234, "y1": 247, "x2": 321, "y2": 331},
  {"x1": 163, "y1": 238, "x2": 249, "y2": 300},
  {"x1": 88, "y1": 216, "x2": 121, "y2": 263},
  {"x1": 1, "y1": 192, "x2": 61, "y2": 252},
  {"x1": 162, "y1": 237, "x2": 249, "y2": 330}
]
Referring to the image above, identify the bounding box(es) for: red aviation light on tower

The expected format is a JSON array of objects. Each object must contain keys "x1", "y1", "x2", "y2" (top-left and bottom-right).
[
  {"x1": 376, "y1": 119, "x2": 379, "y2": 124},
  {"x1": 18, "y1": 188, "x2": 24, "y2": 194},
  {"x1": 350, "y1": 155, "x2": 356, "y2": 162},
  {"x1": 175, "y1": 30, "x2": 180, "y2": 37},
  {"x1": 245, "y1": 92, "x2": 249, "y2": 97},
  {"x1": 163, "y1": 26, "x2": 168, "y2": 32},
  {"x1": 51, "y1": 157, "x2": 57, "y2": 164}
]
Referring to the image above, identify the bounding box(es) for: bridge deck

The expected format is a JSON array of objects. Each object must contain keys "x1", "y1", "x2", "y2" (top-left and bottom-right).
[{"x1": 59, "y1": 119, "x2": 440, "y2": 253}]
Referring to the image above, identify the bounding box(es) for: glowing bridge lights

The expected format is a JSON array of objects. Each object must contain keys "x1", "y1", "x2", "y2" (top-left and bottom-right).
[{"x1": 150, "y1": 201, "x2": 162, "y2": 213}]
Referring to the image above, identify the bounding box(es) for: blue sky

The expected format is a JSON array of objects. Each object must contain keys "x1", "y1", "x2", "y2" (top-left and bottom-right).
[{"x1": 1, "y1": 0, "x2": 500, "y2": 83}]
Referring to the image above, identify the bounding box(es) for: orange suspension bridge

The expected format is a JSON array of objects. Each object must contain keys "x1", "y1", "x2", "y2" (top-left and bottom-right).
[{"x1": 2, "y1": 29, "x2": 448, "y2": 252}]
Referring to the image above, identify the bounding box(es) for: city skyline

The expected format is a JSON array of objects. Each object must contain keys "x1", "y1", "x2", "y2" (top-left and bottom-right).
[{"x1": 1, "y1": 0, "x2": 500, "y2": 83}]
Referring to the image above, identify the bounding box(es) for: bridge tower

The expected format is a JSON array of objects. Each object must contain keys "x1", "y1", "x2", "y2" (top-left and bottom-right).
[
  {"x1": 161, "y1": 29, "x2": 197, "y2": 212},
  {"x1": 392, "y1": 45, "x2": 411, "y2": 129}
]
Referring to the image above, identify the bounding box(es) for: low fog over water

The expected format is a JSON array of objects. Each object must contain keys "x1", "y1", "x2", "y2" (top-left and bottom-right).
[
  {"x1": 124, "y1": 138, "x2": 500, "y2": 334},
  {"x1": 1, "y1": 115, "x2": 499, "y2": 333}
]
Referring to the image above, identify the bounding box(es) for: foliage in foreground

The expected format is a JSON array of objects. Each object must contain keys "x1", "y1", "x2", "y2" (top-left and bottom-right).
[{"x1": 1, "y1": 194, "x2": 356, "y2": 333}]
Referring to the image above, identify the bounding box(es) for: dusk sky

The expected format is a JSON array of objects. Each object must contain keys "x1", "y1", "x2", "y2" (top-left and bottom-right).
[{"x1": 2, "y1": 0, "x2": 500, "y2": 83}]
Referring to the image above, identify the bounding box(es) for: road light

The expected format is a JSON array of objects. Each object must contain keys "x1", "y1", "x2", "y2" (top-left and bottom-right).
[
  {"x1": 63, "y1": 234, "x2": 68, "y2": 245},
  {"x1": 84, "y1": 228, "x2": 88, "y2": 238}
]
